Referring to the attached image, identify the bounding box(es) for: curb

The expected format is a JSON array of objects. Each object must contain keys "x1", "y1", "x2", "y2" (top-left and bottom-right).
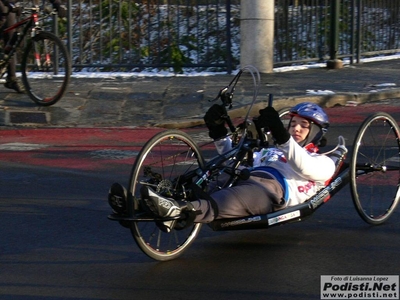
[
  {"x1": 155, "y1": 89, "x2": 400, "y2": 129},
  {"x1": 1, "y1": 88, "x2": 399, "y2": 129}
]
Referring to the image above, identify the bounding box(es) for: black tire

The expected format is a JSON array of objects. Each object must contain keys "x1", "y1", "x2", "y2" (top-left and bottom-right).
[
  {"x1": 21, "y1": 31, "x2": 71, "y2": 106},
  {"x1": 128, "y1": 130, "x2": 204, "y2": 261},
  {"x1": 350, "y1": 112, "x2": 400, "y2": 225}
]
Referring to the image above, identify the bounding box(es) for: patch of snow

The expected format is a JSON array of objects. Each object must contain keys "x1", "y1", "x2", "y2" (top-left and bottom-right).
[
  {"x1": 14, "y1": 53, "x2": 400, "y2": 79},
  {"x1": 306, "y1": 90, "x2": 335, "y2": 95},
  {"x1": 370, "y1": 83, "x2": 396, "y2": 87}
]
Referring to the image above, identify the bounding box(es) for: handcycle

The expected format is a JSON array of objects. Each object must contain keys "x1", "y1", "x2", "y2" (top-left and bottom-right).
[
  {"x1": 108, "y1": 66, "x2": 400, "y2": 261},
  {"x1": 0, "y1": 4, "x2": 71, "y2": 106}
]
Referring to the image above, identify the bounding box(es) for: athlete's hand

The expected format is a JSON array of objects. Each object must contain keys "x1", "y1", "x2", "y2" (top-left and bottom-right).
[
  {"x1": 257, "y1": 106, "x2": 290, "y2": 145},
  {"x1": 204, "y1": 104, "x2": 228, "y2": 140}
]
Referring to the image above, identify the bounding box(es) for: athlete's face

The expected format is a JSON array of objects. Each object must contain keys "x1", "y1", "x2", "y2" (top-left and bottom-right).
[{"x1": 288, "y1": 115, "x2": 310, "y2": 143}]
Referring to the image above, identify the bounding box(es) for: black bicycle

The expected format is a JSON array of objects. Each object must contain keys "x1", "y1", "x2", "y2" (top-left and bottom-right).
[
  {"x1": 108, "y1": 66, "x2": 400, "y2": 261},
  {"x1": 1, "y1": 4, "x2": 71, "y2": 106}
]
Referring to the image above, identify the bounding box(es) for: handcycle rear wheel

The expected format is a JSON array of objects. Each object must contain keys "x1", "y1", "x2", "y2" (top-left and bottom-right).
[
  {"x1": 128, "y1": 130, "x2": 204, "y2": 261},
  {"x1": 21, "y1": 31, "x2": 71, "y2": 106},
  {"x1": 350, "y1": 112, "x2": 400, "y2": 225}
]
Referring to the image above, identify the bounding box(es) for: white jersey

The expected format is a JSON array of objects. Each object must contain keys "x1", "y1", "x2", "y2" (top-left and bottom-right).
[{"x1": 215, "y1": 137, "x2": 336, "y2": 206}]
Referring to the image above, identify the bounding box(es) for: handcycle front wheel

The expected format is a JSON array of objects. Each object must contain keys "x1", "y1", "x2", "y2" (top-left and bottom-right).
[
  {"x1": 21, "y1": 31, "x2": 71, "y2": 106},
  {"x1": 350, "y1": 112, "x2": 400, "y2": 225},
  {"x1": 128, "y1": 130, "x2": 204, "y2": 261}
]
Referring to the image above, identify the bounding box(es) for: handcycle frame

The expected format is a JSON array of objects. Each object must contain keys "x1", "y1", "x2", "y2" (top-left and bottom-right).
[
  {"x1": 108, "y1": 65, "x2": 400, "y2": 261},
  {"x1": 1, "y1": 5, "x2": 71, "y2": 106}
]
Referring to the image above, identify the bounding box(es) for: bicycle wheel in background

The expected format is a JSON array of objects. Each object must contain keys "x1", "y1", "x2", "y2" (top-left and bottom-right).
[
  {"x1": 129, "y1": 130, "x2": 205, "y2": 261},
  {"x1": 21, "y1": 31, "x2": 71, "y2": 106},
  {"x1": 350, "y1": 112, "x2": 400, "y2": 225}
]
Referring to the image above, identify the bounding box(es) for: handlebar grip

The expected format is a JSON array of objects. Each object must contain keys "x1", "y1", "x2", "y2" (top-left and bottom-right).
[
  {"x1": 219, "y1": 101, "x2": 235, "y2": 133},
  {"x1": 268, "y1": 94, "x2": 273, "y2": 107},
  {"x1": 225, "y1": 115, "x2": 236, "y2": 133},
  {"x1": 253, "y1": 117, "x2": 268, "y2": 147}
]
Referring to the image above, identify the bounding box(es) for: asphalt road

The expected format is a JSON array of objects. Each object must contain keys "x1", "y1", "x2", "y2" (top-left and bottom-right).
[{"x1": 1, "y1": 103, "x2": 400, "y2": 300}]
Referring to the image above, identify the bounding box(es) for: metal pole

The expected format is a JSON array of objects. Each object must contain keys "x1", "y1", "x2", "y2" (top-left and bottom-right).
[
  {"x1": 226, "y1": 0, "x2": 232, "y2": 74},
  {"x1": 357, "y1": 0, "x2": 362, "y2": 63},
  {"x1": 350, "y1": 0, "x2": 355, "y2": 64},
  {"x1": 67, "y1": 0, "x2": 72, "y2": 56},
  {"x1": 327, "y1": 0, "x2": 343, "y2": 68},
  {"x1": 53, "y1": 10, "x2": 59, "y2": 74},
  {"x1": 329, "y1": 0, "x2": 339, "y2": 60}
]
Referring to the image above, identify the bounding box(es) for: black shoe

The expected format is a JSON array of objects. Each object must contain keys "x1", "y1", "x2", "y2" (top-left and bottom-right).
[
  {"x1": 108, "y1": 183, "x2": 127, "y2": 214},
  {"x1": 4, "y1": 78, "x2": 26, "y2": 94}
]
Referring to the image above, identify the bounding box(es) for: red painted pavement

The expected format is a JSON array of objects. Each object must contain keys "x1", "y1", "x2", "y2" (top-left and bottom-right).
[
  {"x1": 0, "y1": 127, "x2": 166, "y2": 171},
  {"x1": 1, "y1": 103, "x2": 400, "y2": 171},
  {"x1": 0, "y1": 127, "x2": 164, "y2": 146},
  {"x1": 327, "y1": 103, "x2": 400, "y2": 124}
]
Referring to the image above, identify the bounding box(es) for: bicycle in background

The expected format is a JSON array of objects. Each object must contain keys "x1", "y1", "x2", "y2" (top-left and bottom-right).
[{"x1": 1, "y1": 4, "x2": 71, "y2": 106}]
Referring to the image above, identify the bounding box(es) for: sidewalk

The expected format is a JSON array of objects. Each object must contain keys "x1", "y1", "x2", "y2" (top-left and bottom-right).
[{"x1": 0, "y1": 59, "x2": 399, "y2": 129}]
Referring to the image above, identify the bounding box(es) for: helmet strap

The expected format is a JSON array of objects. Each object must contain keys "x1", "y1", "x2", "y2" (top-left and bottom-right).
[
  {"x1": 288, "y1": 117, "x2": 326, "y2": 148},
  {"x1": 299, "y1": 122, "x2": 323, "y2": 147}
]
